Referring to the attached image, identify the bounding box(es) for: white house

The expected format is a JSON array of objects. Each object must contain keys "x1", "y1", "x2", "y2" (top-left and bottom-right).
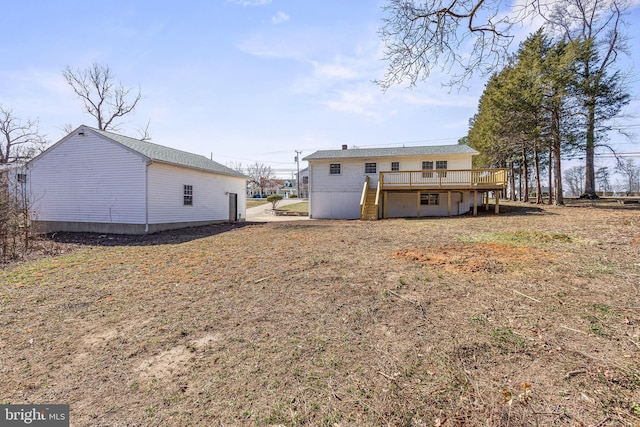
[
  {"x1": 303, "y1": 145, "x2": 507, "y2": 220},
  {"x1": 0, "y1": 162, "x2": 29, "y2": 204},
  {"x1": 28, "y1": 126, "x2": 248, "y2": 234},
  {"x1": 297, "y1": 167, "x2": 309, "y2": 199}
]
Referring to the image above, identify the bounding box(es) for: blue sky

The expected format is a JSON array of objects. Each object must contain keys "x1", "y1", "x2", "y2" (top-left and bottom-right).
[{"x1": 1, "y1": 0, "x2": 639, "y2": 177}]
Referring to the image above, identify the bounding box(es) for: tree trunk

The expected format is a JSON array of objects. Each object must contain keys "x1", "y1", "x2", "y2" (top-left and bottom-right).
[
  {"x1": 509, "y1": 161, "x2": 517, "y2": 201},
  {"x1": 533, "y1": 146, "x2": 543, "y2": 204},
  {"x1": 552, "y1": 105, "x2": 564, "y2": 205},
  {"x1": 522, "y1": 146, "x2": 529, "y2": 203},
  {"x1": 581, "y1": 100, "x2": 598, "y2": 198},
  {"x1": 548, "y1": 149, "x2": 553, "y2": 205}
]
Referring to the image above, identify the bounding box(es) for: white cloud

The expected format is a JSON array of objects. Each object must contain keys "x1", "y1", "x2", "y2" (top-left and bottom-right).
[
  {"x1": 393, "y1": 88, "x2": 479, "y2": 109},
  {"x1": 272, "y1": 11, "x2": 290, "y2": 25},
  {"x1": 226, "y1": 0, "x2": 271, "y2": 6},
  {"x1": 324, "y1": 88, "x2": 379, "y2": 117},
  {"x1": 311, "y1": 60, "x2": 359, "y2": 80},
  {"x1": 236, "y1": 33, "x2": 304, "y2": 59}
]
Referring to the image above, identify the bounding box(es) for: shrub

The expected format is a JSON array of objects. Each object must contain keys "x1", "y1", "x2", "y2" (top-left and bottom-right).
[
  {"x1": 266, "y1": 194, "x2": 283, "y2": 209},
  {"x1": 0, "y1": 175, "x2": 33, "y2": 262}
]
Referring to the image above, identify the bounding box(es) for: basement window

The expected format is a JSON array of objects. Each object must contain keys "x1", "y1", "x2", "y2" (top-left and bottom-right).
[
  {"x1": 184, "y1": 185, "x2": 193, "y2": 206},
  {"x1": 420, "y1": 193, "x2": 439, "y2": 205}
]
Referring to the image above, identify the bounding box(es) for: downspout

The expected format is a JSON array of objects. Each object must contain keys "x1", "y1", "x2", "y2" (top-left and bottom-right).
[
  {"x1": 308, "y1": 164, "x2": 313, "y2": 218},
  {"x1": 145, "y1": 160, "x2": 151, "y2": 233}
]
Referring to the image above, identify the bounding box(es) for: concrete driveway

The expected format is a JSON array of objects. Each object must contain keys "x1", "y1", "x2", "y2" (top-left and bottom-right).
[{"x1": 245, "y1": 199, "x2": 310, "y2": 222}]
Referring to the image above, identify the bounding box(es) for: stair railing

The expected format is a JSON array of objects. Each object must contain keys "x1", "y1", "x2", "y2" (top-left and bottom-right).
[{"x1": 360, "y1": 176, "x2": 370, "y2": 219}]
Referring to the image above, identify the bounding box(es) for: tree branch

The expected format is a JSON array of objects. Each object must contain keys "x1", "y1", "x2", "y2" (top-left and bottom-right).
[{"x1": 63, "y1": 63, "x2": 143, "y2": 132}]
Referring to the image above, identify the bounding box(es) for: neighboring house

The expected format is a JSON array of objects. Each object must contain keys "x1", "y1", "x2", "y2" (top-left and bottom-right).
[
  {"x1": 279, "y1": 179, "x2": 297, "y2": 198},
  {"x1": 247, "y1": 178, "x2": 285, "y2": 198},
  {"x1": 297, "y1": 167, "x2": 309, "y2": 199},
  {"x1": 303, "y1": 145, "x2": 507, "y2": 220},
  {"x1": 29, "y1": 125, "x2": 248, "y2": 234},
  {"x1": 0, "y1": 162, "x2": 29, "y2": 205}
]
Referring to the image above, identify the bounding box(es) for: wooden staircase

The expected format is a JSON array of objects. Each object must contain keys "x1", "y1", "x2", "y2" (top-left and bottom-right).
[{"x1": 360, "y1": 189, "x2": 378, "y2": 220}]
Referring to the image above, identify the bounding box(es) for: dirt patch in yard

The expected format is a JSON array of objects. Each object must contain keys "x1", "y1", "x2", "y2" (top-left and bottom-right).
[
  {"x1": 394, "y1": 243, "x2": 551, "y2": 274},
  {"x1": 1, "y1": 201, "x2": 639, "y2": 426}
]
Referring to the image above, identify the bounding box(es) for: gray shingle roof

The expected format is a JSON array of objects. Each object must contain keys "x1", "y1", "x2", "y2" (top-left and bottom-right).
[
  {"x1": 85, "y1": 126, "x2": 247, "y2": 179},
  {"x1": 303, "y1": 145, "x2": 478, "y2": 161}
]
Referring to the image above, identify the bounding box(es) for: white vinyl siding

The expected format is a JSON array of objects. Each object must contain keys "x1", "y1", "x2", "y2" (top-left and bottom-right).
[
  {"x1": 308, "y1": 153, "x2": 475, "y2": 219},
  {"x1": 147, "y1": 162, "x2": 246, "y2": 224},
  {"x1": 29, "y1": 130, "x2": 249, "y2": 229},
  {"x1": 386, "y1": 192, "x2": 473, "y2": 217},
  {"x1": 29, "y1": 132, "x2": 147, "y2": 224},
  {"x1": 309, "y1": 191, "x2": 361, "y2": 219}
]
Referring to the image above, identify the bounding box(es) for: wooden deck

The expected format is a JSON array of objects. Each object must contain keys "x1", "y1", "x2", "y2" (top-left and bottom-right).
[
  {"x1": 361, "y1": 169, "x2": 509, "y2": 219},
  {"x1": 379, "y1": 168, "x2": 508, "y2": 191}
]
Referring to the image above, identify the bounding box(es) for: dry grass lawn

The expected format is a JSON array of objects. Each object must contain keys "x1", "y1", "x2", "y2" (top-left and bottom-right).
[{"x1": 1, "y1": 201, "x2": 639, "y2": 426}]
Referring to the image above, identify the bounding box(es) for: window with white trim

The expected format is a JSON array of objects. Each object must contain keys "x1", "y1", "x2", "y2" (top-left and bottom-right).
[
  {"x1": 184, "y1": 185, "x2": 193, "y2": 206},
  {"x1": 436, "y1": 160, "x2": 448, "y2": 177},
  {"x1": 391, "y1": 161, "x2": 400, "y2": 171},
  {"x1": 329, "y1": 163, "x2": 341, "y2": 175},
  {"x1": 422, "y1": 161, "x2": 433, "y2": 178},
  {"x1": 365, "y1": 162, "x2": 377, "y2": 174},
  {"x1": 420, "y1": 193, "x2": 439, "y2": 205}
]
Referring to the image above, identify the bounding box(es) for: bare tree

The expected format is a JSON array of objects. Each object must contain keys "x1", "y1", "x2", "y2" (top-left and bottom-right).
[
  {"x1": 0, "y1": 106, "x2": 44, "y2": 261},
  {"x1": 616, "y1": 158, "x2": 640, "y2": 194},
  {"x1": 136, "y1": 119, "x2": 152, "y2": 141},
  {"x1": 596, "y1": 166, "x2": 612, "y2": 193},
  {"x1": 564, "y1": 165, "x2": 586, "y2": 196},
  {"x1": 0, "y1": 106, "x2": 47, "y2": 165},
  {"x1": 62, "y1": 63, "x2": 143, "y2": 132},
  {"x1": 60, "y1": 123, "x2": 75, "y2": 135},
  {"x1": 377, "y1": 0, "x2": 530, "y2": 89},
  {"x1": 377, "y1": 0, "x2": 631, "y2": 90},
  {"x1": 246, "y1": 162, "x2": 276, "y2": 196},
  {"x1": 226, "y1": 162, "x2": 245, "y2": 174}
]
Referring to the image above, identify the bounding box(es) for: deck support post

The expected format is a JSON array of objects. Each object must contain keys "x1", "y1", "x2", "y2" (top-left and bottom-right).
[
  {"x1": 383, "y1": 191, "x2": 388, "y2": 219},
  {"x1": 416, "y1": 191, "x2": 421, "y2": 218},
  {"x1": 447, "y1": 191, "x2": 452, "y2": 216},
  {"x1": 495, "y1": 191, "x2": 500, "y2": 214},
  {"x1": 485, "y1": 192, "x2": 490, "y2": 211},
  {"x1": 473, "y1": 190, "x2": 478, "y2": 216}
]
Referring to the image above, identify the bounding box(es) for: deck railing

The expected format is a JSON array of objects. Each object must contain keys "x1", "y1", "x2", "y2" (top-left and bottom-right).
[{"x1": 380, "y1": 169, "x2": 508, "y2": 190}]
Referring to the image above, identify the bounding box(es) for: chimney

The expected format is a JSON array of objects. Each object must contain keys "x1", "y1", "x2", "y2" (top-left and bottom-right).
[{"x1": 341, "y1": 144, "x2": 348, "y2": 150}]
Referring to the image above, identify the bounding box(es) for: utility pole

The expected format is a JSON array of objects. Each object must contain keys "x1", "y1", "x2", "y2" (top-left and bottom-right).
[{"x1": 294, "y1": 150, "x2": 302, "y2": 197}]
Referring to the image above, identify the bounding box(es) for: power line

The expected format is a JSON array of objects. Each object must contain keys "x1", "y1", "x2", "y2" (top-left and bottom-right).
[{"x1": 565, "y1": 152, "x2": 640, "y2": 161}]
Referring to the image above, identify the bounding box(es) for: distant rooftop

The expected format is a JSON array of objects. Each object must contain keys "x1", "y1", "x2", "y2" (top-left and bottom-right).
[
  {"x1": 303, "y1": 145, "x2": 478, "y2": 161},
  {"x1": 82, "y1": 126, "x2": 246, "y2": 178}
]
